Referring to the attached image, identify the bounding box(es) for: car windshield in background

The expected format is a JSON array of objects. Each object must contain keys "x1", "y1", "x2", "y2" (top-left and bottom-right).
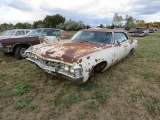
[
  {"x1": 27, "y1": 29, "x2": 61, "y2": 36},
  {"x1": 71, "y1": 31, "x2": 112, "y2": 44},
  {"x1": 27, "y1": 29, "x2": 42, "y2": 36},
  {"x1": 41, "y1": 29, "x2": 61, "y2": 36},
  {"x1": 0, "y1": 30, "x2": 8, "y2": 36},
  {"x1": 4, "y1": 30, "x2": 15, "y2": 37}
]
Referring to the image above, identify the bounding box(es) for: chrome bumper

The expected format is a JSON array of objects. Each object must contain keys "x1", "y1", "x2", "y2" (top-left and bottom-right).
[{"x1": 26, "y1": 58, "x2": 84, "y2": 84}]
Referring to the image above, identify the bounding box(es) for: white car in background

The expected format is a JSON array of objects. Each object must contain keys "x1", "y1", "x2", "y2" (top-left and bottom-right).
[{"x1": 0, "y1": 29, "x2": 32, "y2": 39}]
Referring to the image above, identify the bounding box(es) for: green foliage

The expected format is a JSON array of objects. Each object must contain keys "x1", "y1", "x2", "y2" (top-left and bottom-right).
[
  {"x1": 43, "y1": 14, "x2": 65, "y2": 28},
  {"x1": 84, "y1": 100, "x2": 99, "y2": 109},
  {"x1": 0, "y1": 23, "x2": 14, "y2": 31},
  {"x1": 13, "y1": 102, "x2": 38, "y2": 111},
  {"x1": 13, "y1": 84, "x2": 32, "y2": 96},
  {"x1": 125, "y1": 15, "x2": 136, "y2": 30},
  {"x1": 112, "y1": 13, "x2": 123, "y2": 27},
  {"x1": 144, "y1": 96, "x2": 160, "y2": 115},
  {"x1": 56, "y1": 20, "x2": 85, "y2": 31},
  {"x1": 14, "y1": 22, "x2": 32, "y2": 29},
  {"x1": 93, "y1": 91, "x2": 110, "y2": 104}
]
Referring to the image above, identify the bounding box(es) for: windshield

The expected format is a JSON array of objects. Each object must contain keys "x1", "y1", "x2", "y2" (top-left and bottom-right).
[
  {"x1": 0, "y1": 30, "x2": 8, "y2": 36},
  {"x1": 4, "y1": 30, "x2": 15, "y2": 37},
  {"x1": 71, "y1": 31, "x2": 112, "y2": 44},
  {"x1": 27, "y1": 29, "x2": 42, "y2": 36}
]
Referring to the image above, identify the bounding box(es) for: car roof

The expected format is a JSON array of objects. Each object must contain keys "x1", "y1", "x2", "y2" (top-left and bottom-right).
[
  {"x1": 36, "y1": 28, "x2": 61, "y2": 30},
  {"x1": 81, "y1": 28, "x2": 126, "y2": 32}
]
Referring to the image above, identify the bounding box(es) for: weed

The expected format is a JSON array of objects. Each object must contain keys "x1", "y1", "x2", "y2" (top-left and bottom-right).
[
  {"x1": 13, "y1": 84, "x2": 32, "y2": 96},
  {"x1": 84, "y1": 100, "x2": 99, "y2": 109},
  {"x1": 13, "y1": 102, "x2": 38, "y2": 111},
  {"x1": 93, "y1": 90, "x2": 110, "y2": 104},
  {"x1": 13, "y1": 102, "x2": 27, "y2": 110}
]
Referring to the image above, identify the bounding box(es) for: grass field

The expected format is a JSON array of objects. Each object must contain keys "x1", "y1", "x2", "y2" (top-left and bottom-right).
[{"x1": 0, "y1": 30, "x2": 160, "y2": 120}]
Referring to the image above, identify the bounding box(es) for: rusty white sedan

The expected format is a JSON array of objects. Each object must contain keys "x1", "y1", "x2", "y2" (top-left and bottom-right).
[{"x1": 25, "y1": 29, "x2": 138, "y2": 84}]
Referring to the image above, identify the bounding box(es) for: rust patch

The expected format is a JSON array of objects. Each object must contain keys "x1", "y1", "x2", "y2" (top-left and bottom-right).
[
  {"x1": 31, "y1": 41, "x2": 112, "y2": 64},
  {"x1": 87, "y1": 56, "x2": 90, "y2": 59},
  {"x1": 79, "y1": 64, "x2": 82, "y2": 67},
  {"x1": 78, "y1": 59, "x2": 82, "y2": 63},
  {"x1": 95, "y1": 59, "x2": 98, "y2": 62}
]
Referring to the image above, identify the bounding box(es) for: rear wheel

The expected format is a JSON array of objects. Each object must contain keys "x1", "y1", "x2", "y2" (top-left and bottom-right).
[{"x1": 14, "y1": 46, "x2": 28, "y2": 59}]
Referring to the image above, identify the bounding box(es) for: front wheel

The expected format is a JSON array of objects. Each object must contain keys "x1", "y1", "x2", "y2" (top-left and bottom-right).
[{"x1": 14, "y1": 46, "x2": 28, "y2": 59}]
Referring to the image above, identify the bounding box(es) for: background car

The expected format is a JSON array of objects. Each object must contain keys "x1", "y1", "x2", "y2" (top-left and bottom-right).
[
  {"x1": 0, "y1": 29, "x2": 32, "y2": 39},
  {"x1": 131, "y1": 27, "x2": 149, "y2": 37},
  {"x1": 0, "y1": 28, "x2": 72, "y2": 59}
]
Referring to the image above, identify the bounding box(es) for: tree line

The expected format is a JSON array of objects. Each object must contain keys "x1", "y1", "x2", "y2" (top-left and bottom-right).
[
  {"x1": 0, "y1": 13, "x2": 159, "y2": 32},
  {"x1": 0, "y1": 14, "x2": 85, "y2": 32}
]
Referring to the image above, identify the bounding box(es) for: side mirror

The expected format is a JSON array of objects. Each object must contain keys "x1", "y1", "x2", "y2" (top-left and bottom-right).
[
  {"x1": 117, "y1": 41, "x2": 120, "y2": 44},
  {"x1": 40, "y1": 34, "x2": 46, "y2": 37}
]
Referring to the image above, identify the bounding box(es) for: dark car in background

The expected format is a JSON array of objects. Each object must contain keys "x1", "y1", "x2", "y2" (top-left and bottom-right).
[
  {"x1": 131, "y1": 27, "x2": 149, "y2": 37},
  {"x1": 0, "y1": 28, "x2": 72, "y2": 59}
]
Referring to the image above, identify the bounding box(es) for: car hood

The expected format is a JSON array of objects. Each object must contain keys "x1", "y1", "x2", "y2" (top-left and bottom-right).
[{"x1": 27, "y1": 40, "x2": 111, "y2": 63}]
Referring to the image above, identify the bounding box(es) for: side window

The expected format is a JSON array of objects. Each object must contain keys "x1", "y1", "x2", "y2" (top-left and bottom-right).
[
  {"x1": 16, "y1": 31, "x2": 25, "y2": 36},
  {"x1": 42, "y1": 30, "x2": 54, "y2": 36},
  {"x1": 114, "y1": 33, "x2": 128, "y2": 44},
  {"x1": 55, "y1": 30, "x2": 61, "y2": 36},
  {"x1": 52, "y1": 30, "x2": 57, "y2": 36},
  {"x1": 26, "y1": 30, "x2": 31, "y2": 34}
]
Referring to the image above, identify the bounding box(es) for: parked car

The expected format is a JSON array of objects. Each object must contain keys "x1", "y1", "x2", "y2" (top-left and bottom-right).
[
  {"x1": 0, "y1": 28, "x2": 72, "y2": 59},
  {"x1": 0, "y1": 29, "x2": 32, "y2": 39},
  {"x1": 25, "y1": 29, "x2": 138, "y2": 84},
  {"x1": 131, "y1": 27, "x2": 149, "y2": 37},
  {"x1": 128, "y1": 28, "x2": 136, "y2": 33},
  {"x1": 148, "y1": 28, "x2": 155, "y2": 33},
  {"x1": 0, "y1": 30, "x2": 9, "y2": 36}
]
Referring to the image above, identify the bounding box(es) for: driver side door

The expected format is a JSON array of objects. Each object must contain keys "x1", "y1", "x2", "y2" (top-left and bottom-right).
[{"x1": 112, "y1": 32, "x2": 130, "y2": 64}]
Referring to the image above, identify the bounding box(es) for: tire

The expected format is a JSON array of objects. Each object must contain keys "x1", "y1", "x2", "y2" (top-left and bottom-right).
[
  {"x1": 94, "y1": 62, "x2": 107, "y2": 72},
  {"x1": 14, "y1": 46, "x2": 28, "y2": 59}
]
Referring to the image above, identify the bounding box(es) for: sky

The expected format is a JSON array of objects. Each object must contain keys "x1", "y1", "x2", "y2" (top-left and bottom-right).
[{"x1": 0, "y1": 0, "x2": 160, "y2": 26}]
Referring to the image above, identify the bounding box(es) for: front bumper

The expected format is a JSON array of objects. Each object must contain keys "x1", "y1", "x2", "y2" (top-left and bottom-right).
[{"x1": 26, "y1": 58, "x2": 84, "y2": 84}]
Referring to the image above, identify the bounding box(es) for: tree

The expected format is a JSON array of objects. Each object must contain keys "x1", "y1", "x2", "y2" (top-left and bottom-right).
[
  {"x1": 124, "y1": 15, "x2": 136, "y2": 30},
  {"x1": 100, "y1": 24, "x2": 103, "y2": 28},
  {"x1": 56, "y1": 20, "x2": 85, "y2": 31},
  {"x1": 33, "y1": 20, "x2": 44, "y2": 28},
  {"x1": 112, "y1": 13, "x2": 123, "y2": 27},
  {"x1": 43, "y1": 14, "x2": 65, "y2": 28},
  {"x1": 14, "y1": 22, "x2": 32, "y2": 29},
  {"x1": 0, "y1": 23, "x2": 14, "y2": 31}
]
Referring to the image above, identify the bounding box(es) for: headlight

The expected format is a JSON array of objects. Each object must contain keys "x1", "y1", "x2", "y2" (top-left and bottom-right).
[
  {"x1": 70, "y1": 67, "x2": 74, "y2": 74},
  {"x1": 64, "y1": 65, "x2": 69, "y2": 71}
]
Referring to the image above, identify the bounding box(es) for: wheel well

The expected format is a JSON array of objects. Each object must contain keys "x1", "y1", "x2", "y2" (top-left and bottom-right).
[
  {"x1": 94, "y1": 61, "x2": 107, "y2": 72},
  {"x1": 13, "y1": 44, "x2": 30, "y2": 52},
  {"x1": 130, "y1": 48, "x2": 134, "y2": 52}
]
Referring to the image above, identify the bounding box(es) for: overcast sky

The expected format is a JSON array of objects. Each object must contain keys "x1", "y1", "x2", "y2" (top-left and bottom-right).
[{"x1": 0, "y1": 0, "x2": 160, "y2": 26}]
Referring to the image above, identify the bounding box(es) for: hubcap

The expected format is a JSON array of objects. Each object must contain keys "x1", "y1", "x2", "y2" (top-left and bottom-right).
[{"x1": 20, "y1": 48, "x2": 27, "y2": 58}]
